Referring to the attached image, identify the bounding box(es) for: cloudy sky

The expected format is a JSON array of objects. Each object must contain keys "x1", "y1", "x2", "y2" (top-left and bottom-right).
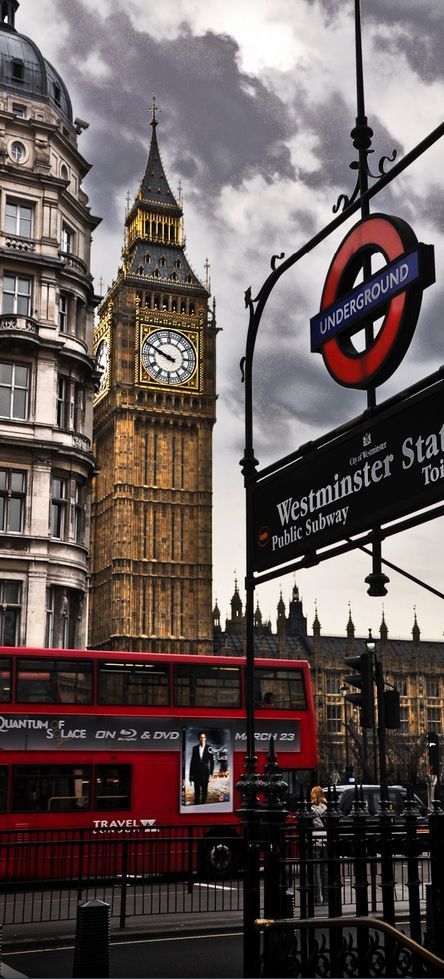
[{"x1": 19, "y1": 0, "x2": 444, "y2": 641}]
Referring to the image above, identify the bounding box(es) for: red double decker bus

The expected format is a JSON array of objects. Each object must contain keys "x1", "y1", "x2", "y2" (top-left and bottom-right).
[{"x1": 0, "y1": 648, "x2": 317, "y2": 875}]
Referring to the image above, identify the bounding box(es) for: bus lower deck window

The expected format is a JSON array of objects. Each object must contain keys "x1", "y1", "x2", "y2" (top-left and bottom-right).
[
  {"x1": 11, "y1": 765, "x2": 91, "y2": 812},
  {"x1": 94, "y1": 765, "x2": 131, "y2": 810}
]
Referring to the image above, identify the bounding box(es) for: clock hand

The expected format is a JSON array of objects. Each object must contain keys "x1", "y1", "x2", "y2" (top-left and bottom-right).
[{"x1": 144, "y1": 339, "x2": 176, "y2": 363}]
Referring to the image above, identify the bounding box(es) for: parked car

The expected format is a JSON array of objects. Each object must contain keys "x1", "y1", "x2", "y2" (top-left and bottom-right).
[{"x1": 323, "y1": 784, "x2": 428, "y2": 818}]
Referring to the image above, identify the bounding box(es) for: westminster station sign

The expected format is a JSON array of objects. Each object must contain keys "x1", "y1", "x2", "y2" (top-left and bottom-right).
[{"x1": 252, "y1": 378, "x2": 444, "y2": 573}]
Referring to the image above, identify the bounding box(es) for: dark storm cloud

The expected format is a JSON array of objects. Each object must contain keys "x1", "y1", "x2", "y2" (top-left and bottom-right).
[
  {"x1": 53, "y1": 0, "x2": 295, "y2": 232},
  {"x1": 366, "y1": 1, "x2": 444, "y2": 84}
]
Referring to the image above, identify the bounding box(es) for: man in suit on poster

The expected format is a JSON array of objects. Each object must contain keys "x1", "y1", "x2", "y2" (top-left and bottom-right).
[{"x1": 189, "y1": 731, "x2": 214, "y2": 805}]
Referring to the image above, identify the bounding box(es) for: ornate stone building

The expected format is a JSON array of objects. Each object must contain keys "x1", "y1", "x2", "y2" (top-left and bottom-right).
[
  {"x1": 0, "y1": 0, "x2": 99, "y2": 647},
  {"x1": 88, "y1": 107, "x2": 217, "y2": 653},
  {"x1": 214, "y1": 582, "x2": 444, "y2": 783}
]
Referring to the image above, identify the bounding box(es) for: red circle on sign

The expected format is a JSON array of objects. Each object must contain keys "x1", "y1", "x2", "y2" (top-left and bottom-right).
[{"x1": 320, "y1": 214, "x2": 422, "y2": 388}]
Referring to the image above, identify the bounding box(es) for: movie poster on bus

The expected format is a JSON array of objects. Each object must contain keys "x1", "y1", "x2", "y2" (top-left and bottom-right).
[{"x1": 181, "y1": 725, "x2": 233, "y2": 814}]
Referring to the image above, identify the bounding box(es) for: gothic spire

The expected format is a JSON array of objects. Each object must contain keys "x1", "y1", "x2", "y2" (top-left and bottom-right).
[{"x1": 137, "y1": 96, "x2": 180, "y2": 209}]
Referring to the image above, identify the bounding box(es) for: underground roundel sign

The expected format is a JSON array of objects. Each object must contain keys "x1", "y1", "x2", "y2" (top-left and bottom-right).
[{"x1": 310, "y1": 213, "x2": 435, "y2": 389}]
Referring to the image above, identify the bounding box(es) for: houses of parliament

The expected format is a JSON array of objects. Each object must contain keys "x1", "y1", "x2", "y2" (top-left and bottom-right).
[{"x1": 0, "y1": 1, "x2": 442, "y2": 781}]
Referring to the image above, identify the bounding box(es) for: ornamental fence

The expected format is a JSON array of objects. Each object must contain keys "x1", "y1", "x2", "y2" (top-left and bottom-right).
[{"x1": 1, "y1": 792, "x2": 444, "y2": 977}]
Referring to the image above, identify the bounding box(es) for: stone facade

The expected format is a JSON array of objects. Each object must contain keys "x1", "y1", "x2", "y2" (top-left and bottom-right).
[
  {"x1": 0, "y1": 1, "x2": 100, "y2": 647},
  {"x1": 214, "y1": 582, "x2": 444, "y2": 783}
]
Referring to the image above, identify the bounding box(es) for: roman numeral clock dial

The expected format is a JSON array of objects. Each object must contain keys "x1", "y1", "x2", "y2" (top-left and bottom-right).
[{"x1": 141, "y1": 329, "x2": 197, "y2": 386}]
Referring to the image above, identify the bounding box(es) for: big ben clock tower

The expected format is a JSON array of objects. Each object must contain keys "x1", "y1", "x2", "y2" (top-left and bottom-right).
[{"x1": 89, "y1": 104, "x2": 217, "y2": 653}]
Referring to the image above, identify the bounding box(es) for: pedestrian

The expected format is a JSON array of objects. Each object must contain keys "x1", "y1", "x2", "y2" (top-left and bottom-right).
[
  {"x1": 189, "y1": 731, "x2": 214, "y2": 805},
  {"x1": 310, "y1": 785, "x2": 327, "y2": 903}
]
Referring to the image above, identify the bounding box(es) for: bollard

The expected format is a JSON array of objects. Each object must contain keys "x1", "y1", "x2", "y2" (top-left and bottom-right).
[{"x1": 73, "y1": 899, "x2": 110, "y2": 978}]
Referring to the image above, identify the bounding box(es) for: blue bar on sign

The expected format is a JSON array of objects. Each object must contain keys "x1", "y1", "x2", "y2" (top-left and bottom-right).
[{"x1": 310, "y1": 250, "x2": 420, "y2": 353}]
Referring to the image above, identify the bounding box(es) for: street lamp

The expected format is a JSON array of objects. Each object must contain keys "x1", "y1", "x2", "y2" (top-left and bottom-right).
[{"x1": 340, "y1": 684, "x2": 350, "y2": 780}]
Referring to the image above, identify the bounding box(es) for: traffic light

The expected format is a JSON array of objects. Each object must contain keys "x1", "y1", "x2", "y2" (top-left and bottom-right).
[
  {"x1": 384, "y1": 689, "x2": 401, "y2": 729},
  {"x1": 428, "y1": 732, "x2": 440, "y2": 777},
  {"x1": 344, "y1": 651, "x2": 375, "y2": 728}
]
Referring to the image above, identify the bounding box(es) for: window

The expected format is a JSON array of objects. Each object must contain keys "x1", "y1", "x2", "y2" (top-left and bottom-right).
[
  {"x1": 61, "y1": 222, "x2": 74, "y2": 253},
  {"x1": 94, "y1": 766, "x2": 131, "y2": 811},
  {"x1": 174, "y1": 665, "x2": 241, "y2": 708},
  {"x1": 45, "y1": 586, "x2": 83, "y2": 649},
  {"x1": 3, "y1": 274, "x2": 31, "y2": 315},
  {"x1": 12, "y1": 104, "x2": 26, "y2": 117},
  {"x1": 427, "y1": 708, "x2": 441, "y2": 732},
  {"x1": 0, "y1": 767, "x2": 6, "y2": 812},
  {"x1": 254, "y1": 669, "x2": 307, "y2": 710},
  {"x1": 0, "y1": 659, "x2": 11, "y2": 702},
  {"x1": 56, "y1": 375, "x2": 70, "y2": 429},
  {"x1": 53, "y1": 83, "x2": 61, "y2": 105},
  {"x1": 11, "y1": 59, "x2": 24, "y2": 82},
  {"x1": 99, "y1": 661, "x2": 169, "y2": 706},
  {"x1": 73, "y1": 480, "x2": 85, "y2": 544},
  {"x1": 399, "y1": 706, "x2": 409, "y2": 734},
  {"x1": 51, "y1": 475, "x2": 68, "y2": 538},
  {"x1": 0, "y1": 468, "x2": 26, "y2": 532},
  {"x1": 5, "y1": 199, "x2": 33, "y2": 237},
  {"x1": 426, "y1": 677, "x2": 440, "y2": 698},
  {"x1": 16, "y1": 658, "x2": 93, "y2": 704},
  {"x1": 12, "y1": 765, "x2": 91, "y2": 812},
  {"x1": 73, "y1": 383, "x2": 85, "y2": 431},
  {"x1": 0, "y1": 362, "x2": 29, "y2": 419},
  {"x1": 326, "y1": 672, "x2": 341, "y2": 694},
  {"x1": 0, "y1": 581, "x2": 21, "y2": 646},
  {"x1": 59, "y1": 293, "x2": 68, "y2": 332},
  {"x1": 10, "y1": 140, "x2": 25, "y2": 162},
  {"x1": 327, "y1": 704, "x2": 342, "y2": 734}
]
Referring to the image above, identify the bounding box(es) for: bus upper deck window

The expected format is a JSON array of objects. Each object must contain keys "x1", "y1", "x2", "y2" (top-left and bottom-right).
[
  {"x1": 174, "y1": 665, "x2": 241, "y2": 708},
  {"x1": 16, "y1": 659, "x2": 93, "y2": 704},
  {"x1": 98, "y1": 662, "x2": 169, "y2": 706},
  {"x1": 255, "y1": 669, "x2": 307, "y2": 709},
  {"x1": 0, "y1": 658, "x2": 11, "y2": 702}
]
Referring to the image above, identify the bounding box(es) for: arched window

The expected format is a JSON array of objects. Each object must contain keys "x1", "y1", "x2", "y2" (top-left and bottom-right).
[
  {"x1": 154, "y1": 294, "x2": 160, "y2": 309},
  {"x1": 189, "y1": 302, "x2": 195, "y2": 315},
  {"x1": 171, "y1": 298, "x2": 177, "y2": 312},
  {"x1": 180, "y1": 301, "x2": 186, "y2": 314},
  {"x1": 160, "y1": 256, "x2": 166, "y2": 268}
]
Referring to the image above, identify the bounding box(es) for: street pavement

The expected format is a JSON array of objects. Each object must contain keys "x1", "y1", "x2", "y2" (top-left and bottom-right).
[{"x1": 2, "y1": 924, "x2": 244, "y2": 978}]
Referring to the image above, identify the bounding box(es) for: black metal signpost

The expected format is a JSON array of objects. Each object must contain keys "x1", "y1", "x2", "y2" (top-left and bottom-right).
[{"x1": 237, "y1": 1, "x2": 444, "y2": 975}]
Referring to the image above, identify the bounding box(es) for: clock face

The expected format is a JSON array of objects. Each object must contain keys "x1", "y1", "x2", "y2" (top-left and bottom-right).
[
  {"x1": 96, "y1": 338, "x2": 109, "y2": 392},
  {"x1": 141, "y1": 329, "x2": 197, "y2": 385}
]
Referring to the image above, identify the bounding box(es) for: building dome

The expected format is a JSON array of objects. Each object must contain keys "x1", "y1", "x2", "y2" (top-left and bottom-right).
[{"x1": 0, "y1": 1, "x2": 72, "y2": 121}]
